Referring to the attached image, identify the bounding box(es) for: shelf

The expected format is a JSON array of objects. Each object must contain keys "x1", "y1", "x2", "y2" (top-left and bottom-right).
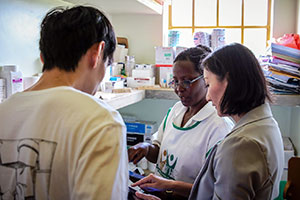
[
  {"x1": 144, "y1": 88, "x2": 179, "y2": 100},
  {"x1": 95, "y1": 90, "x2": 145, "y2": 110},
  {"x1": 140, "y1": 87, "x2": 300, "y2": 107},
  {"x1": 95, "y1": 87, "x2": 300, "y2": 109}
]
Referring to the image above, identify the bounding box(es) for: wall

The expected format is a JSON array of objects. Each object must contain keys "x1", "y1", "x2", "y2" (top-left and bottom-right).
[
  {"x1": 0, "y1": 0, "x2": 295, "y2": 75},
  {"x1": 119, "y1": 98, "x2": 178, "y2": 127},
  {"x1": 273, "y1": 0, "x2": 298, "y2": 38},
  {"x1": 297, "y1": 0, "x2": 300, "y2": 33},
  {"x1": 0, "y1": 0, "x2": 72, "y2": 77},
  {"x1": 111, "y1": 14, "x2": 163, "y2": 64}
]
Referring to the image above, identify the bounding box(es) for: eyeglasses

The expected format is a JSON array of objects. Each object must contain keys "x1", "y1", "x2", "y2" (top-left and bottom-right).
[{"x1": 170, "y1": 75, "x2": 203, "y2": 89}]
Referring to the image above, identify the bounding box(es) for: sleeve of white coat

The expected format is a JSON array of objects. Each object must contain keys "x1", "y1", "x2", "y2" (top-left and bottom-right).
[{"x1": 71, "y1": 123, "x2": 128, "y2": 200}]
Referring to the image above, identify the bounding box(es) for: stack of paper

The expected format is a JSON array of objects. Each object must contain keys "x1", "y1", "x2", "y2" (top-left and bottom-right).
[{"x1": 260, "y1": 44, "x2": 300, "y2": 94}]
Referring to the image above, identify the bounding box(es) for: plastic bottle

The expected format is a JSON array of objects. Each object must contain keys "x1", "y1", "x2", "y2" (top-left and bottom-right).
[{"x1": 125, "y1": 56, "x2": 135, "y2": 77}]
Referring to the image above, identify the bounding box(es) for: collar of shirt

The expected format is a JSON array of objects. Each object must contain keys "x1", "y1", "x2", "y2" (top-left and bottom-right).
[
  {"x1": 173, "y1": 101, "x2": 216, "y2": 128},
  {"x1": 229, "y1": 103, "x2": 273, "y2": 135}
]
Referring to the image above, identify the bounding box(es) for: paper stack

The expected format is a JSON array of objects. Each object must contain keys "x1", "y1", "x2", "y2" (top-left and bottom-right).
[{"x1": 260, "y1": 43, "x2": 300, "y2": 94}]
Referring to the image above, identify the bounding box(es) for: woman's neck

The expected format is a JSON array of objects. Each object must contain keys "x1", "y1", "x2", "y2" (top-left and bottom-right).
[
  {"x1": 231, "y1": 113, "x2": 245, "y2": 123},
  {"x1": 181, "y1": 99, "x2": 208, "y2": 127}
]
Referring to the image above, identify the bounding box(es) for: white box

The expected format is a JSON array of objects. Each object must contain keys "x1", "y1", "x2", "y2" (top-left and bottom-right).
[
  {"x1": 157, "y1": 66, "x2": 173, "y2": 87},
  {"x1": 155, "y1": 46, "x2": 174, "y2": 66},
  {"x1": 104, "y1": 80, "x2": 124, "y2": 92},
  {"x1": 127, "y1": 77, "x2": 155, "y2": 88},
  {"x1": 132, "y1": 69, "x2": 154, "y2": 78},
  {"x1": 113, "y1": 45, "x2": 128, "y2": 63}
]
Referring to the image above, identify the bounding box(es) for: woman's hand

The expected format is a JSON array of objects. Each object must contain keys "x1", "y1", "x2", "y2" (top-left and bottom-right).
[
  {"x1": 131, "y1": 174, "x2": 173, "y2": 191},
  {"x1": 128, "y1": 142, "x2": 151, "y2": 164},
  {"x1": 135, "y1": 192, "x2": 161, "y2": 200}
]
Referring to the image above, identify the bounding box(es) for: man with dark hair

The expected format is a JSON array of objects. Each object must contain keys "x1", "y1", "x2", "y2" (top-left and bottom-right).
[{"x1": 0, "y1": 6, "x2": 128, "y2": 199}]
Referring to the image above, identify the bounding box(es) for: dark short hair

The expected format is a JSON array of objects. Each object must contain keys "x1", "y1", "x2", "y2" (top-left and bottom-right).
[
  {"x1": 174, "y1": 44, "x2": 212, "y2": 74},
  {"x1": 39, "y1": 6, "x2": 116, "y2": 72},
  {"x1": 202, "y1": 43, "x2": 271, "y2": 115}
]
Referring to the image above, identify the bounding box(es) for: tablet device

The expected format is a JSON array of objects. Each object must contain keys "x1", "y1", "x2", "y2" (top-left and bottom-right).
[{"x1": 129, "y1": 170, "x2": 163, "y2": 193}]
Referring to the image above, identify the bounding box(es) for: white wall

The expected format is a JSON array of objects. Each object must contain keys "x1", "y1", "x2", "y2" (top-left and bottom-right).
[
  {"x1": 0, "y1": 0, "x2": 296, "y2": 75},
  {"x1": 111, "y1": 14, "x2": 163, "y2": 64},
  {"x1": 297, "y1": 0, "x2": 300, "y2": 33},
  {"x1": 0, "y1": 0, "x2": 72, "y2": 76},
  {"x1": 273, "y1": 0, "x2": 298, "y2": 38}
]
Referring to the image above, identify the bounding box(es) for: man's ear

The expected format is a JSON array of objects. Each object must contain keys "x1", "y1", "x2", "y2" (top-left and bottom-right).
[
  {"x1": 91, "y1": 41, "x2": 105, "y2": 69},
  {"x1": 40, "y1": 53, "x2": 44, "y2": 64}
]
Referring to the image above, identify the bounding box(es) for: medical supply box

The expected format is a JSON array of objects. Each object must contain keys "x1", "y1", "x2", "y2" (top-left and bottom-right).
[{"x1": 125, "y1": 120, "x2": 157, "y2": 146}]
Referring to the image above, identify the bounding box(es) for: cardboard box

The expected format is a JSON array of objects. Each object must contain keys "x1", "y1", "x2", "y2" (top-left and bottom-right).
[
  {"x1": 104, "y1": 80, "x2": 124, "y2": 92},
  {"x1": 125, "y1": 120, "x2": 157, "y2": 146},
  {"x1": 127, "y1": 77, "x2": 155, "y2": 88},
  {"x1": 155, "y1": 46, "x2": 174, "y2": 66},
  {"x1": 132, "y1": 68, "x2": 154, "y2": 78}
]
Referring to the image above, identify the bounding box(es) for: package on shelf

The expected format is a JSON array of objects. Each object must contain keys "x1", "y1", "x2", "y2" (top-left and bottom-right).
[
  {"x1": 155, "y1": 46, "x2": 174, "y2": 66},
  {"x1": 281, "y1": 136, "x2": 295, "y2": 181},
  {"x1": 113, "y1": 44, "x2": 128, "y2": 63},
  {"x1": 132, "y1": 64, "x2": 155, "y2": 78},
  {"x1": 155, "y1": 46, "x2": 175, "y2": 88},
  {"x1": 157, "y1": 66, "x2": 173, "y2": 88},
  {"x1": 125, "y1": 120, "x2": 157, "y2": 146},
  {"x1": 0, "y1": 65, "x2": 23, "y2": 98},
  {"x1": 127, "y1": 77, "x2": 155, "y2": 88},
  {"x1": 104, "y1": 78, "x2": 124, "y2": 92}
]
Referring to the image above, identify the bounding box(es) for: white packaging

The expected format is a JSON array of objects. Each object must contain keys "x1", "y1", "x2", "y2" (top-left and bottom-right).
[
  {"x1": 0, "y1": 65, "x2": 23, "y2": 98},
  {"x1": 127, "y1": 77, "x2": 155, "y2": 88},
  {"x1": 132, "y1": 68, "x2": 154, "y2": 78},
  {"x1": 113, "y1": 44, "x2": 128, "y2": 63},
  {"x1": 104, "y1": 80, "x2": 124, "y2": 92},
  {"x1": 137, "y1": 158, "x2": 148, "y2": 170},
  {"x1": 211, "y1": 29, "x2": 226, "y2": 50},
  {"x1": 157, "y1": 66, "x2": 173, "y2": 87},
  {"x1": 155, "y1": 46, "x2": 174, "y2": 66}
]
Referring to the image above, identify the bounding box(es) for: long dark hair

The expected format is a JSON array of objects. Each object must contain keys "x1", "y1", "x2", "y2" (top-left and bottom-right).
[{"x1": 202, "y1": 43, "x2": 271, "y2": 115}]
